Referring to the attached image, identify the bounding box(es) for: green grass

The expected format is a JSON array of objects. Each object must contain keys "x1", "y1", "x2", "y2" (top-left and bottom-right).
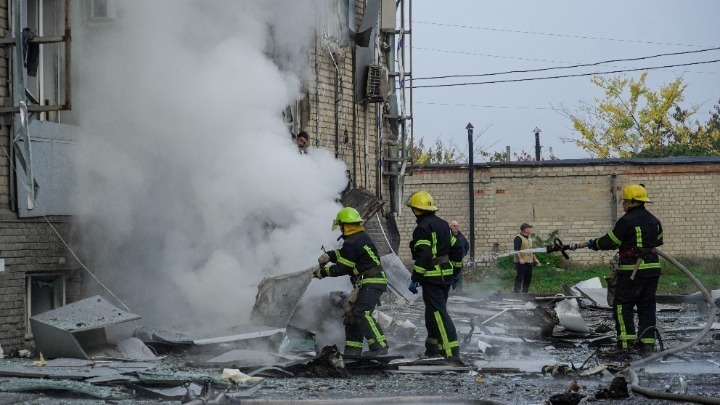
[{"x1": 464, "y1": 253, "x2": 720, "y2": 294}]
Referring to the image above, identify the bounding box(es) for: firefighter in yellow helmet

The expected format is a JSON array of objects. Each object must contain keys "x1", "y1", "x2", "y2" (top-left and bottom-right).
[
  {"x1": 407, "y1": 190, "x2": 464, "y2": 363},
  {"x1": 314, "y1": 207, "x2": 389, "y2": 356},
  {"x1": 586, "y1": 184, "x2": 663, "y2": 354}
]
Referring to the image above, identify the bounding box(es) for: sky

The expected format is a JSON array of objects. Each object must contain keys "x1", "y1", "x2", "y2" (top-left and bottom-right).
[
  {"x1": 68, "y1": 0, "x2": 351, "y2": 333},
  {"x1": 409, "y1": 1, "x2": 720, "y2": 160}
]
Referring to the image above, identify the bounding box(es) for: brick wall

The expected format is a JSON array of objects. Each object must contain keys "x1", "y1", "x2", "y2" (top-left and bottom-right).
[
  {"x1": 396, "y1": 160, "x2": 720, "y2": 266},
  {"x1": 305, "y1": 0, "x2": 393, "y2": 203},
  {"x1": 0, "y1": 1, "x2": 78, "y2": 353}
]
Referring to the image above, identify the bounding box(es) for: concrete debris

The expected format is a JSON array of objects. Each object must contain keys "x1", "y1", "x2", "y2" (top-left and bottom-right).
[
  {"x1": 29, "y1": 295, "x2": 142, "y2": 360},
  {"x1": 8, "y1": 272, "x2": 717, "y2": 403},
  {"x1": 220, "y1": 368, "x2": 263, "y2": 383}
]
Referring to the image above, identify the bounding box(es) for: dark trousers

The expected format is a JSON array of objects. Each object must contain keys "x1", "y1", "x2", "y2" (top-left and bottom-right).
[
  {"x1": 345, "y1": 287, "x2": 387, "y2": 352},
  {"x1": 514, "y1": 263, "x2": 533, "y2": 293},
  {"x1": 612, "y1": 274, "x2": 659, "y2": 349},
  {"x1": 421, "y1": 282, "x2": 459, "y2": 358}
]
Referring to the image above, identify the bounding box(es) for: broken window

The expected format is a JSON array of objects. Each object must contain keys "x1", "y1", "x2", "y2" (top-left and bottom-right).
[
  {"x1": 25, "y1": 273, "x2": 67, "y2": 338},
  {"x1": 23, "y1": 0, "x2": 67, "y2": 123}
]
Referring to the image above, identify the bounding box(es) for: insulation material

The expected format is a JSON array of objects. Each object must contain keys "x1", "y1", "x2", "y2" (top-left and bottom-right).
[
  {"x1": 381, "y1": 253, "x2": 419, "y2": 302},
  {"x1": 250, "y1": 268, "x2": 314, "y2": 328}
]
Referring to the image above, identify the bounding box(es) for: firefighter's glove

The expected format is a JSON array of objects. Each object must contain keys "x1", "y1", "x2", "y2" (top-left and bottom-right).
[
  {"x1": 587, "y1": 239, "x2": 598, "y2": 251},
  {"x1": 408, "y1": 281, "x2": 420, "y2": 294},
  {"x1": 451, "y1": 277, "x2": 460, "y2": 290},
  {"x1": 318, "y1": 253, "x2": 330, "y2": 267},
  {"x1": 313, "y1": 267, "x2": 325, "y2": 279},
  {"x1": 564, "y1": 242, "x2": 578, "y2": 251}
]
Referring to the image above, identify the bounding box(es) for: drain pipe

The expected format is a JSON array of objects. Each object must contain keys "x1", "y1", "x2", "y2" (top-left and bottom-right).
[{"x1": 622, "y1": 248, "x2": 720, "y2": 405}]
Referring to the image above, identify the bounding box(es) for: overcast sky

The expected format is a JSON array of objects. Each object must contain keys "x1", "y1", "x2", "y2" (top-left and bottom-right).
[{"x1": 409, "y1": 0, "x2": 720, "y2": 159}]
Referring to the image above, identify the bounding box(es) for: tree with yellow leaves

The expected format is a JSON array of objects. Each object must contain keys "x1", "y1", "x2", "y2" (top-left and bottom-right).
[{"x1": 559, "y1": 73, "x2": 720, "y2": 158}]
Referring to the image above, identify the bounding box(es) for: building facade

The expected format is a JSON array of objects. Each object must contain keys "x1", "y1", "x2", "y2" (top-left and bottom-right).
[{"x1": 0, "y1": 0, "x2": 409, "y2": 352}]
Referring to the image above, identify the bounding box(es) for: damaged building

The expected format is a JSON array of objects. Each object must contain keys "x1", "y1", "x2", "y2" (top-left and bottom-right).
[
  {"x1": 0, "y1": 0, "x2": 409, "y2": 354},
  {"x1": 0, "y1": 1, "x2": 718, "y2": 404}
]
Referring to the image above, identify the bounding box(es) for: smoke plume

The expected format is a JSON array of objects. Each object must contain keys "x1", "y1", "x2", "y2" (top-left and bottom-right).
[{"x1": 69, "y1": 0, "x2": 348, "y2": 333}]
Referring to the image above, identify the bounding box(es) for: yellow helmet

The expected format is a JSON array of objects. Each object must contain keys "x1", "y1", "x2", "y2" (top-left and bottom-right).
[
  {"x1": 622, "y1": 184, "x2": 651, "y2": 203},
  {"x1": 407, "y1": 190, "x2": 438, "y2": 211},
  {"x1": 332, "y1": 207, "x2": 363, "y2": 230}
]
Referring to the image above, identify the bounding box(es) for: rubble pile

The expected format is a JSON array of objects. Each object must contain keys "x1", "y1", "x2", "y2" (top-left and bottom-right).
[{"x1": 0, "y1": 271, "x2": 718, "y2": 404}]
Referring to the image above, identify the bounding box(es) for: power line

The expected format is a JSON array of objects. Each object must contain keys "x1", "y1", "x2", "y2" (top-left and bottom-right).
[
  {"x1": 414, "y1": 47, "x2": 720, "y2": 80},
  {"x1": 414, "y1": 21, "x2": 710, "y2": 48},
  {"x1": 415, "y1": 101, "x2": 555, "y2": 110},
  {"x1": 412, "y1": 59, "x2": 720, "y2": 89}
]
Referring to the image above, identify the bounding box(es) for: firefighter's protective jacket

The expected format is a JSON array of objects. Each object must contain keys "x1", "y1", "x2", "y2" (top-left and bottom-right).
[
  {"x1": 321, "y1": 231, "x2": 387, "y2": 290},
  {"x1": 410, "y1": 212, "x2": 463, "y2": 284},
  {"x1": 596, "y1": 205, "x2": 663, "y2": 276}
]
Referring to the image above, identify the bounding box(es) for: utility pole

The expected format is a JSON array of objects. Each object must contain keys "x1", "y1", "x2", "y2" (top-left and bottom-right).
[
  {"x1": 466, "y1": 123, "x2": 475, "y2": 263},
  {"x1": 533, "y1": 127, "x2": 542, "y2": 161}
]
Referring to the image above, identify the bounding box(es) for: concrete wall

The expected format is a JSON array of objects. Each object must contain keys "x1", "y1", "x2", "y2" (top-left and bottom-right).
[{"x1": 396, "y1": 159, "x2": 720, "y2": 266}]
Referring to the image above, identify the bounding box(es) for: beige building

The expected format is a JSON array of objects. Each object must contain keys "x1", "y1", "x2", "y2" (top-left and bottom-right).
[{"x1": 0, "y1": 0, "x2": 410, "y2": 352}]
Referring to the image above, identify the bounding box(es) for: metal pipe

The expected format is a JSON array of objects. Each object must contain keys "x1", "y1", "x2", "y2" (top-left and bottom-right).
[
  {"x1": 467, "y1": 123, "x2": 475, "y2": 262},
  {"x1": 610, "y1": 174, "x2": 617, "y2": 223},
  {"x1": 63, "y1": 0, "x2": 71, "y2": 110}
]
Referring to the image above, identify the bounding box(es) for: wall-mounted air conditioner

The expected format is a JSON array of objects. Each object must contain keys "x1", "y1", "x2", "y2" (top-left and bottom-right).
[{"x1": 366, "y1": 64, "x2": 390, "y2": 103}]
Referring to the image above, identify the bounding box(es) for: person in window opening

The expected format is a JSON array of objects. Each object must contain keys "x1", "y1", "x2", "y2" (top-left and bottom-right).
[
  {"x1": 294, "y1": 131, "x2": 309, "y2": 153},
  {"x1": 449, "y1": 220, "x2": 469, "y2": 292},
  {"x1": 513, "y1": 223, "x2": 540, "y2": 293}
]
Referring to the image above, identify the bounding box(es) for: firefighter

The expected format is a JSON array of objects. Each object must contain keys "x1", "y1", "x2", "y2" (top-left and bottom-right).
[
  {"x1": 406, "y1": 190, "x2": 464, "y2": 363},
  {"x1": 586, "y1": 184, "x2": 663, "y2": 353},
  {"x1": 314, "y1": 207, "x2": 389, "y2": 356}
]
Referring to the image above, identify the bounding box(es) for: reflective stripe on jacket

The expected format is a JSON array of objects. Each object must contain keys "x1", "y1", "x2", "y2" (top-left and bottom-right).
[
  {"x1": 596, "y1": 205, "x2": 663, "y2": 276},
  {"x1": 324, "y1": 231, "x2": 387, "y2": 289},
  {"x1": 410, "y1": 212, "x2": 463, "y2": 284}
]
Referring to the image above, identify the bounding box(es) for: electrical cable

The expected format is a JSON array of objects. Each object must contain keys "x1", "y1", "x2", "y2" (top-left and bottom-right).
[
  {"x1": 413, "y1": 46, "x2": 720, "y2": 80},
  {"x1": 412, "y1": 59, "x2": 720, "y2": 88},
  {"x1": 414, "y1": 21, "x2": 711, "y2": 48}
]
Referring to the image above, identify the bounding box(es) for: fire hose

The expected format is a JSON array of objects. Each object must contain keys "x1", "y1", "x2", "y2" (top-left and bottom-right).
[{"x1": 548, "y1": 240, "x2": 720, "y2": 404}]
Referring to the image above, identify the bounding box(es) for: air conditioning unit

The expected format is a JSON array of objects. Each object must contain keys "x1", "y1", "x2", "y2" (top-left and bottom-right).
[{"x1": 365, "y1": 64, "x2": 390, "y2": 103}]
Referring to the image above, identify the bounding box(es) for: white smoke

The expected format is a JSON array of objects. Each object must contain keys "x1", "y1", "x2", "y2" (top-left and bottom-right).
[{"x1": 69, "y1": 0, "x2": 348, "y2": 333}]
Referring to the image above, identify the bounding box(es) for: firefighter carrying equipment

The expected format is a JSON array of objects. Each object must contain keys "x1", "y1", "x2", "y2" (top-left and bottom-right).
[
  {"x1": 332, "y1": 207, "x2": 364, "y2": 230},
  {"x1": 407, "y1": 190, "x2": 438, "y2": 212},
  {"x1": 622, "y1": 184, "x2": 652, "y2": 203},
  {"x1": 318, "y1": 231, "x2": 387, "y2": 289},
  {"x1": 318, "y1": 253, "x2": 330, "y2": 266}
]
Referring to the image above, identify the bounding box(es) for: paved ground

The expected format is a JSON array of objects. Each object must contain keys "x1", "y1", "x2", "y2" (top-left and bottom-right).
[{"x1": 0, "y1": 291, "x2": 718, "y2": 404}]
